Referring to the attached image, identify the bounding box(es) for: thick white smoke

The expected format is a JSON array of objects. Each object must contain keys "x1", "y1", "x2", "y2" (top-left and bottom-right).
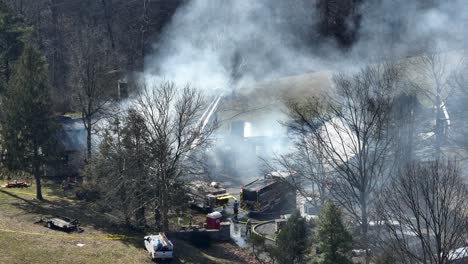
[
  {"x1": 145, "y1": 0, "x2": 468, "y2": 90},
  {"x1": 354, "y1": 0, "x2": 468, "y2": 59},
  {"x1": 140, "y1": 0, "x2": 468, "y2": 181},
  {"x1": 144, "y1": 0, "x2": 326, "y2": 91}
]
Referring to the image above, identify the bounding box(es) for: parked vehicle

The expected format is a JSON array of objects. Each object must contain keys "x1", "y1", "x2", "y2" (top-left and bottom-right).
[
  {"x1": 39, "y1": 216, "x2": 82, "y2": 233},
  {"x1": 186, "y1": 181, "x2": 231, "y2": 212},
  {"x1": 240, "y1": 172, "x2": 295, "y2": 213},
  {"x1": 144, "y1": 233, "x2": 174, "y2": 262},
  {"x1": 1, "y1": 181, "x2": 30, "y2": 188}
]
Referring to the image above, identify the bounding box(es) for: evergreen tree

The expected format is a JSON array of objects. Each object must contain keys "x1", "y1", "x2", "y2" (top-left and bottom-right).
[
  {"x1": 1, "y1": 45, "x2": 57, "y2": 201},
  {"x1": 274, "y1": 210, "x2": 309, "y2": 264},
  {"x1": 315, "y1": 201, "x2": 353, "y2": 264},
  {"x1": 0, "y1": 2, "x2": 31, "y2": 91}
]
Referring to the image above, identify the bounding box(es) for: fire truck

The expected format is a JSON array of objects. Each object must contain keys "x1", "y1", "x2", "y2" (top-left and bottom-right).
[
  {"x1": 186, "y1": 181, "x2": 232, "y2": 212},
  {"x1": 240, "y1": 172, "x2": 295, "y2": 213}
]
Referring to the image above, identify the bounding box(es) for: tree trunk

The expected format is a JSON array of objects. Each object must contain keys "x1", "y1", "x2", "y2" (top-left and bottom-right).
[
  {"x1": 87, "y1": 118, "x2": 92, "y2": 160},
  {"x1": 435, "y1": 94, "x2": 442, "y2": 159},
  {"x1": 135, "y1": 206, "x2": 146, "y2": 227},
  {"x1": 154, "y1": 207, "x2": 161, "y2": 230},
  {"x1": 407, "y1": 108, "x2": 415, "y2": 162},
  {"x1": 121, "y1": 189, "x2": 131, "y2": 226},
  {"x1": 161, "y1": 182, "x2": 169, "y2": 231},
  {"x1": 33, "y1": 151, "x2": 44, "y2": 201},
  {"x1": 34, "y1": 170, "x2": 43, "y2": 201},
  {"x1": 4, "y1": 57, "x2": 10, "y2": 84},
  {"x1": 360, "y1": 193, "x2": 369, "y2": 264},
  {"x1": 101, "y1": 0, "x2": 115, "y2": 50}
]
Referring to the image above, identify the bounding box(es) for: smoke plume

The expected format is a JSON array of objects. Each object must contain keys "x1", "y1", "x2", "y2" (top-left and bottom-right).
[
  {"x1": 145, "y1": 0, "x2": 468, "y2": 90},
  {"x1": 141, "y1": 0, "x2": 468, "y2": 181}
]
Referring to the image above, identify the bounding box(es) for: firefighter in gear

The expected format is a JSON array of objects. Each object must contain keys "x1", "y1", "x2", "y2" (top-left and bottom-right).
[
  {"x1": 245, "y1": 219, "x2": 252, "y2": 236},
  {"x1": 221, "y1": 205, "x2": 227, "y2": 220},
  {"x1": 233, "y1": 200, "x2": 239, "y2": 220}
]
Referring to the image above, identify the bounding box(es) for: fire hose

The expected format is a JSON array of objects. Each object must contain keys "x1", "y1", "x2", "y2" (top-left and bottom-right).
[
  {"x1": 252, "y1": 221, "x2": 277, "y2": 242},
  {"x1": 232, "y1": 219, "x2": 277, "y2": 242}
]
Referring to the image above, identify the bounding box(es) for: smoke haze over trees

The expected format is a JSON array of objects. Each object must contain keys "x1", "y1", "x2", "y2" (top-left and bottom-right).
[
  {"x1": 378, "y1": 160, "x2": 468, "y2": 264},
  {"x1": 1, "y1": 0, "x2": 466, "y2": 107},
  {"x1": 1, "y1": 0, "x2": 468, "y2": 262},
  {"x1": 86, "y1": 82, "x2": 215, "y2": 229},
  {"x1": 145, "y1": 0, "x2": 468, "y2": 91}
]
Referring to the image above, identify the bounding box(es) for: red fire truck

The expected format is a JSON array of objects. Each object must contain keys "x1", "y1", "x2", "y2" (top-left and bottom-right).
[{"x1": 240, "y1": 172, "x2": 295, "y2": 213}]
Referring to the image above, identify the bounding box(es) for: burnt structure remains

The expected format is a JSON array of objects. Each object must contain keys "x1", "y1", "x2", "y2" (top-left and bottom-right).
[{"x1": 240, "y1": 172, "x2": 296, "y2": 214}]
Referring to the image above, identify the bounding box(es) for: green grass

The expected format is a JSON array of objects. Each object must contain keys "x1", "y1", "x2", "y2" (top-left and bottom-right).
[
  {"x1": 0, "y1": 231, "x2": 149, "y2": 264},
  {"x1": 0, "y1": 180, "x2": 251, "y2": 264},
  {"x1": 0, "y1": 186, "x2": 151, "y2": 264},
  {"x1": 0, "y1": 179, "x2": 67, "y2": 200}
]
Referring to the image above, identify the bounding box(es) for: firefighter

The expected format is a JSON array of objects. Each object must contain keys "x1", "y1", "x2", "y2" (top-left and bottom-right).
[
  {"x1": 233, "y1": 199, "x2": 239, "y2": 220},
  {"x1": 221, "y1": 205, "x2": 227, "y2": 220},
  {"x1": 188, "y1": 213, "x2": 193, "y2": 227},
  {"x1": 245, "y1": 219, "x2": 252, "y2": 236}
]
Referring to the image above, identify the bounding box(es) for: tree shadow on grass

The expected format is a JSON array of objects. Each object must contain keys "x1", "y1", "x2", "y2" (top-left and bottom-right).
[
  {"x1": 2, "y1": 184, "x2": 252, "y2": 264},
  {"x1": 1, "y1": 186, "x2": 144, "y2": 249},
  {"x1": 172, "y1": 238, "x2": 251, "y2": 264}
]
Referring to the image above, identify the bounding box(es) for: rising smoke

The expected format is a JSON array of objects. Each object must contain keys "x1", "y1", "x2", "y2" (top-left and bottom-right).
[
  {"x1": 145, "y1": 0, "x2": 468, "y2": 90},
  {"x1": 141, "y1": 0, "x2": 468, "y2": 181},
  {"x1": 354, "y1": 0, "x2": 468, "y2": 60},
  {"x1": 144, "y1": 0, "x2": 325, "y2": 91}
]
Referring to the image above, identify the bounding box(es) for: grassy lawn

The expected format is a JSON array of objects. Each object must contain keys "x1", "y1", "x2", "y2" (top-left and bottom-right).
[
  {"x1": 0, "y1": 186, "x2": 150, "y2": 264},
  {"x1": 0, "y1": 180, "x2": 253, "y2": 264},
  {"x1": 0, "y1": 179, "x2": 64, "y2": 200}
]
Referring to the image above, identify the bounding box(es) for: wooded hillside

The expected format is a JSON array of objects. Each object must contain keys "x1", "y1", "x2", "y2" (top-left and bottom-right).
[{"x1": 4, "y1": 0, "x2": 183, "y2": 111}]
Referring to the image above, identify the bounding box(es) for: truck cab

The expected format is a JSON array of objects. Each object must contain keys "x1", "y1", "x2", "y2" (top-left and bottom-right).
[{"x1": 144, "y1": 233, "x2": 174, "y2": 261}]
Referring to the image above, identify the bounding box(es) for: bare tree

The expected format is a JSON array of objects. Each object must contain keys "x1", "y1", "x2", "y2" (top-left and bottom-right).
[
  {"x1": 133, "y1": 81, "x2": 215, "y2": 230},
  {"x1": 285, "y1": 64, "x2": 401, "y2": 263},
  {"x1": 453, "y1": 53, "x2": 468, "y2": 96},
  {"x1": 87, "y1": 81, "x2": 214, "y2": 230},
  {"x1": 100, "y1": 0, "x2": 116, "y2": 50},
  {"x1": 378, "y1": 160, "x2": 468, "y2": 264},
  {"x1": 68, "y1": 25, "x2": 115, "y2": 164},
  {"x1": 276, "y1": 108, "x2": 330, "y2": 208},
  {"x1": 86, "y1": 112, "x2": 143, "y2": 226},
  {"x1": 121, "y1": 109, "x2": 150, "y2": 226},
  {"x1": 405, "y1": 52, "x2": 460, "y2": 159},
  {"x1": 391, "y1": 92, "x2": 418, "y2": 169}
]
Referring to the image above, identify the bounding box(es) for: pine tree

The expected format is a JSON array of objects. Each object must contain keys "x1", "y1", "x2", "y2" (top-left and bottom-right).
[
  {"x1": 0, "y1": 2, "x2": 31, "y2": 90},
  {"x1": 1, "y1": 45, "x2": 57, "y2": 201},
  {"x1": 315, "y1": 201, "x2": 353, "y2": 264},
  {"x1": 275, "y1": 210, "x2": 309, "y2": 264}
]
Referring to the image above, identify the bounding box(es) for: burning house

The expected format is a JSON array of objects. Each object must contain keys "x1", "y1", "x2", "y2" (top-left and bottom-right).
[
  {"x1": 240, "y1": 171, "x2": 296, "y2": 213},
  {"x1": 205, "y1": 51, "x2": 468, "y2": 206},
  {"x1": 208, "y1": 71, "x2": 334, "y2": 182},
  {"x1": 47, "y1": 116, "x2": 86, "y2": 178}
]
